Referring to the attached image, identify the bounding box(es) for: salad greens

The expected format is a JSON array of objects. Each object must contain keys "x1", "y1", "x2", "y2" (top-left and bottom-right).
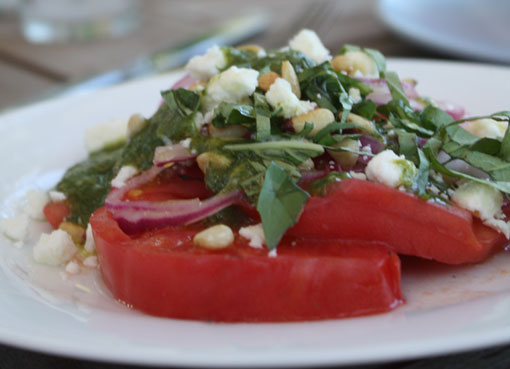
[{"x1": 56, "y1": 43, "x2": 510, "y2": 250}]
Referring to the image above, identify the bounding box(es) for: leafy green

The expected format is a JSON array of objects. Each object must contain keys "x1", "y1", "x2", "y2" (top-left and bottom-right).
[
  {"x1": 257, "y1": 162, "x2": 310, "y2": 249},
  {"x1": 211, "y1": 102, "x2": 255, "y2": 128},
  {"x1": 384, "y1": 71, "x2": 409, "y2": 107},
  {"x1": 338, "y1": 44, "x2": 386, "y2": 75},
  {"x1": 57, "y1": 146, "x2": 123, "y2": 225},
  {"x1": 158, "y1": 88, "x2": 200, "y2": 141},
  {"x1": 308, "y1": 172, "x2": 351, "y2": 196}
]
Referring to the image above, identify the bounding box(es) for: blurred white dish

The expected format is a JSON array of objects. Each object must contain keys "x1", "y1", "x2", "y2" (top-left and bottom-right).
[
  {"x1": 0, "y1": 60, "x2": 509, "y2": 367},
  {"x1": 379, "y1": 0, "x2": 510, "y2": 63}
]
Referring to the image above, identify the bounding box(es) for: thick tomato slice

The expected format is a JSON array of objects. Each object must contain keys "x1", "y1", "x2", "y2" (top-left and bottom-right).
[
  {"x1": 43, "y1": 202, "x2": 70, "y2": 229},
  {"x1": 91, "y1": 206, "x2": 403, "y2": 322},
  {"x1": 289, "y1": 179, "x2": 507, "y2": 265}
]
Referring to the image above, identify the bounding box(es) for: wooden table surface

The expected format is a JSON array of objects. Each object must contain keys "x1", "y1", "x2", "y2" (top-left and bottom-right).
[{"x1": 0, "y1": 0, "x2": 509, "y2": 368}]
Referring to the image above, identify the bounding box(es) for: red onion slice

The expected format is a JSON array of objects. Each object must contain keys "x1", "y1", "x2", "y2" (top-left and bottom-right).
[
  {"x1": 153, "y1": 144, "x2": 196, "y2": 167},
  {"x1": 358, "y1": 77, "x2": 419, "y2": 106},
  {"x1": 105, "y1": 166, "x2": 165, "y2": 210},
  {"x1": 170, "y1": 73, "x2": 197, "y2": 90},
  {"x1": 112, "y1": 190, "x2": 244, "y2": 234}
]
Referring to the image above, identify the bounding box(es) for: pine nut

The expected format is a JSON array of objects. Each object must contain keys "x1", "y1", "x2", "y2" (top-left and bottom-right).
[
  {"x1": 292, "y1": 108, "x2": 335, "y2": 136},
  {"x1": 327, "y1": 138, "x2": 360, "y2": 170},
  {"x1": 258, "y1": 71, "x2": 280, "y2": 91},
  {"x1": 281, "y1": 60, "x2": 301, "y2": 98},
  {"x1": 194, "y1": 224, "x2": 234, "y2": 249}
]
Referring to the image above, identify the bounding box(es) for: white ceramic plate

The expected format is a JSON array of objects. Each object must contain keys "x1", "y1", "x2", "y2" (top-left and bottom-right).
[
  {"x1": 379, "y1": 0, "x2": 510, "y2": 63},
  {"x1": 1, "y1": 60, "x2": 510, "y2": 368}
]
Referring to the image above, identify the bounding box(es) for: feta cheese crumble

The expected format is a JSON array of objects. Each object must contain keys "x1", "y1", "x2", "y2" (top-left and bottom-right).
[
  {"x1": 1, "y1": 214, "x2": 29, "y2": 242},
  {"x1": 84, "y1": 119, "x2": 128, "y2": 153},
  {"x1": 24, "y1": 190, "x2": 49, "y2": 220},
  {"x1": 205, "y1": 66, "x2": 259, "y2": 109},
  {"x1": 365, "y1": 150, "x2": 417, "y2": 188},
  {"x1": 111, "y1": 165, "x2": 138, "y2": 188},
  {"x1": 84, "y1": 223, "x2": 96, "y2": 253},
  {"x1": 33, "y1": 229, "x2": 78, "y2": 266},
  {"x1": 288, "y1": 29, "x2": 331, "y2": 63},
  {"x1": 452, "y1": 181, "x2": 503, "y2": 221},
  {"x1": 265, "y1": 78, "x2": 316, "y2": 118},
  {"x1": 239, "y1": 223, "x2": 265, "y2": 248},
  {"x1": 49, "y1": 190, "x2": 67, "y2": 202},
  {"x1": 185, "y1": 45, "x2": 226, "y2": 80},
  {"x1": 452, "y1": 181, "x2": 509, "y2": 238},
  {"x1": 463, "y1": 118, "x2": 508, "y2": 139}
]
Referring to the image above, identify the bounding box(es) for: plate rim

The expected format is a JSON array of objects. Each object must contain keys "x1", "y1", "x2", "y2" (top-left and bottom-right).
[{"x1": 1, "y1": 59, "x2": 510, "y2": 367}]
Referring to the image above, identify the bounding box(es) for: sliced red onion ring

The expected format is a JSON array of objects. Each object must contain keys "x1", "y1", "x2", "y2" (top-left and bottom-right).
[
  {"x1": 153, "y1": 144, "x2": 196, "y2": 167},
  {"x1": 105, "y1": 166, "x2": 165, "y2": 210},
  {"x1": 170, "y1": 74, "x2": 197, "y2": 90},
  {"x1": 299, "y1": 169, "x2": 330, "y2": 184},
  {"x1": 112, "y1": 190, "x2": 244, "y2": 234},
  {"x1": 436, "y1": 101, "x2": 466, "y2": 120},
  {"x1": 360, "y1": 135, "x2": 384, "y2": 155},
  {"x1": 358, "y1": 78, "x2": 419, "y2": 106}
]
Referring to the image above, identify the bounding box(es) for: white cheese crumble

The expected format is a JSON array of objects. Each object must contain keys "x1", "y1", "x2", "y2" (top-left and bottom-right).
[
  {"x1": 185, "y1": 45, "x2": 226, "y2": 80},
  {"x1": 268, "y1": 249, "x2": 277, "y2": 258},
  {"x1": 24, "y1": 189, "x2": 49, "y2": 220},
  {"x1": 179, "y1": 138, "x2": 191, "y2": 149},
  {"x1": 239, "y1": 223, "x2": 265, "y2": 248},
  {"x1": 84, "y1": 119, "x2": 128, "y2": 153},
  {"x1": 365, "y1": 150, "x2": 416, "y2": 188},
  {"x1": 49, "y1": 190, "x2": 67, "y2": 202},
  {"x1": 111, "y1": 165, "x2": 138, "y2": 188},
  {"x1": 288, "y1": 29, "x2": 331, "y2": 63},
  {"x1": 65, "y1": 260, "x2": 81, "y2": 275},
  {"x1": 349, "y1": 171, "x2": 367, "y2": 180},
  {"x1": 348, "y1": 87, "x2": 362, "y2": 104},
  {"x1": 452, "y1": 181, "x2": 503, "y2": 221},
  {"x1": 84, "y1": 223, "x2": 96, "y2": 253},
  {"x1": 265, "y1": 78, "x2": 316, "y2": 118},
  {"x1": 452, "y1": 181, "x2": 509, "y2": 238},
  {"x1": 33, "y1": 229, "x2": 78, "y2": 266},
  {"x1": 204, "y1": 66, "x2": 259, "y2": 109},
  {"x1": 1, "y1": 214, "x2": 29, "y2": 242},
  {"x1": 83, "y1": 255, "x2": 98, "y2": 268},
  {"x1": 463, "y1": 118, "x2": 508, "y2": 139}
]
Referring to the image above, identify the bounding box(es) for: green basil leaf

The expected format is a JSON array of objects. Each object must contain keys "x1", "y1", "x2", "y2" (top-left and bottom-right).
[
  {"x1": 384, "y1": 71, "x2": 410, "y2": 107},
  {"x1": 257, "y1": 162, "x2": 310, "y2": 249},
  {"x1": 158, "y1": 89, "x2": 200, "y2": 141},
  {"x1": 419, "y1": 105, "x2": 453, "y2": 131},
  {"x1": 415, "y1": 148, "x2": 430, "y2": 196},
  {"x1": 500, "y1": 124, "x2": 510, "y2": 161},
  {"x1": 211, "y1": 102, "x2": 255, "y2": 128},
  {"x1": 396, "y1": 130, "x2": 419, "y2": 164}
]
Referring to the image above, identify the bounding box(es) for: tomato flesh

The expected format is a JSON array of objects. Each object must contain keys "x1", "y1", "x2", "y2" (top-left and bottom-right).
[
  {"x1": 43, "y1": 202, "x2": 70, "y2": 229},
  {"x1": 91, "y1": 206, "x2": 403, "y2": 322},
  {"x1": 289, "y1": 179, "x2": 507, "y2": 264}
]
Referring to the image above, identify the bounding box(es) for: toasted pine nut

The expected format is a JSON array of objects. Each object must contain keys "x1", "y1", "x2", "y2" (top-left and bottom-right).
[
  {"x1": 339, "y1": 112, "x2": 377, "y2": 134},
  {"x1": 59, "y1": 222, "x2": 86, "y2": 244},
  {"x1": 327, "y1": 138, "x2": 360, "y2": 170},
  {"x1": 292, "y1": 108, "x2": 335, "y2": 136},
  {"x1": 237, "y1": 44, "x2": 265, "y2": 55},
  {"x1": 258, "y1": 71, "x2": 280, "y2": 92},
  {"x1": 194, "y1": 224, "x2": 234, "y2": 249},
  {"x1": 281, "y1": 60, "x2": 301, "y2": 98},
  {"x1": 331, "y1": 51, "x2": 377, "y2": 77},
  {"x1": 127, "y1": 114, "x2": 147, "y2": 139},
  {"x1": 196, "y1": 152, "x2": 232, "y2": 174}
]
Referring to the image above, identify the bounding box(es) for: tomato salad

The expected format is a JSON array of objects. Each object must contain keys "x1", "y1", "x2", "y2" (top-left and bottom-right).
[{"x1": 38, "y1": 29, "x2": 510, "y2": 322}]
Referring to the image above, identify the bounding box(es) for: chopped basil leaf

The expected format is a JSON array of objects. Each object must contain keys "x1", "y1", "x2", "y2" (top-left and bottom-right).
[{"x1": 257, "y1": 162, "x2": 310, "y2": 249}]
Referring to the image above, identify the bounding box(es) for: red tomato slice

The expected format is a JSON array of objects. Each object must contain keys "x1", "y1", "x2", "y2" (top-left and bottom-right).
[
  {"x1": 43, "y1": 202, "x2": 70, "y2": 229},
  {"x1": 289, "y1": 179, "x2": 507, "y2": 265},
  {"x1": 90, "y1": 206, "x2": 403, "y2": 322}
]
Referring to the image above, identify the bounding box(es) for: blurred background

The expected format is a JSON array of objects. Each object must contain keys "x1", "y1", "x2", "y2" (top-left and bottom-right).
[{"x1": 0, "y1": 0, "x2": 509, "y2": 110}]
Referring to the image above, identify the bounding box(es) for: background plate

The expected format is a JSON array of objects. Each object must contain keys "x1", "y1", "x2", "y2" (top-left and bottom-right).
[
  {"x1": 379, "y1": 0, "x2": 510, "y2": 63},
  {"x1": 0, "y1": 60, "x2": 510, "y2": 367}
]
